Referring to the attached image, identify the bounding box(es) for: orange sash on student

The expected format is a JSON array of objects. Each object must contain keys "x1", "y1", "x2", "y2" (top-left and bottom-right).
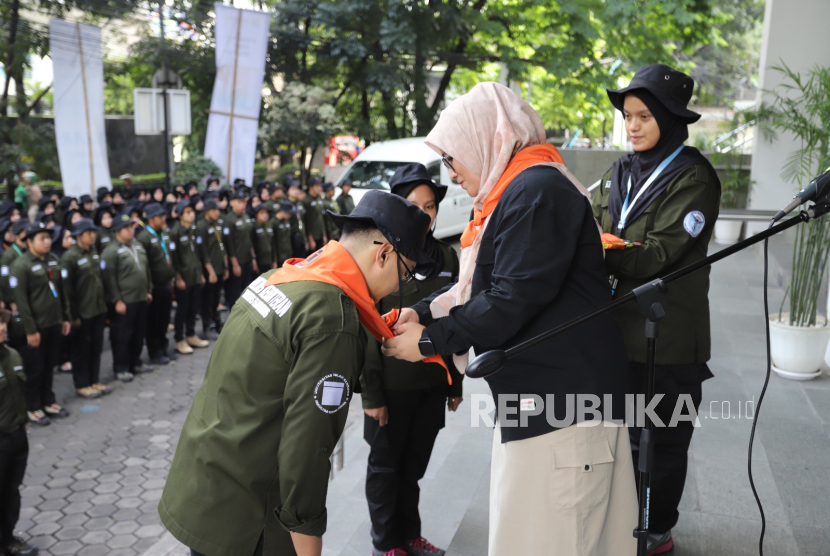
[
  {"x1": 460, "y1": 143, "x2": 565, "y2": 248},
  {"x1": 266, "y1": 241, "x2": 451, "y2": 384}
]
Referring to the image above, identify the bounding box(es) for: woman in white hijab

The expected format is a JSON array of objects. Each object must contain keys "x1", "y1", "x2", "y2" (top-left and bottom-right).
[{"x1": 383, "y1": 82, "x2": 637, "y2": 556}]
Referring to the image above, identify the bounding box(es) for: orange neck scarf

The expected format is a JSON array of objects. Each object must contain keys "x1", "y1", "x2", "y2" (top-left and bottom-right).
[
  {"x1": 460, "y1": 143, "x2": 565, "y2": 248},
  {"x1": 266, "y1": 241, "x2": 451, "y2": 383}
]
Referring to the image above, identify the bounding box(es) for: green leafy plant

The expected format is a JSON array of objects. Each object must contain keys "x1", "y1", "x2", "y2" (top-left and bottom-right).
[
  {"x1": 174, "y1": 154, "x2": 223, "y2": 187},
  {"x1": 754, "y1": 63, "x2": 830, "y2": 326}
]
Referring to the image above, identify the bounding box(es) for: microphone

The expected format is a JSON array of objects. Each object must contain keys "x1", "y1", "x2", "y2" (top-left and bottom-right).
[
  {"x1": 772, "y1": 169, "x2": 830, "y2": 223},
  {"x1": 466, "y1": 350, "x2": 507, "y2": 379}
]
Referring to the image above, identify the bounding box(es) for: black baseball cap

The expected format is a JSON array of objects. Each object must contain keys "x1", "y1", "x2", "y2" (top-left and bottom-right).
[
  {"x1": 327, "y1": 190, "x2": 435, "y2": 273},
  {"x1": 277, "y1": 201, "x2": 294, "y2": 214},
  {"x1": 606, "y1": 64, "x2": 701, "y2": 123},
  {"x1": 307, "y1": 176, "x2": 322, "y2": 187},
  {"x1": 23, "y1": 221, "x2": 50, "y2": 240},
  {"x1": 111, "y1": 214, "x2": 136, "y2": 231},
  {"x1": 322, "y1": 182, "x2": 335, "y2": 192},
  {"x1": 230, "y1": 190, "x2": 247, "y2": 201},
  {"x1": 389, "y1": 163, "x2": 447, "y2": 203},
  {"x1": 79, "y1": 194, "x2": 93, "y2": 205},
  {"x1": 254, "y1": 203, "x2": 271, "y2": 214},
  {"x1": 71, "y1": 218, "x2": 99, "y2": 237},
  {"x1": 0, "y1": 200, "x2": 16, "y2": 218},
  {"x1": 203, "y1": 199, "x2": 219, "y2": 211},
  {"x1": 0, "y1": 219, "x2": 12, "y2": 236},
  {"x1": 144, "y1": 203, "x2": 166, "y2": 219}
]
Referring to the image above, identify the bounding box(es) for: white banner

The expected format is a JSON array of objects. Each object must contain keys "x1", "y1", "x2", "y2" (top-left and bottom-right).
[
  {"x1": 203, "y1": 4, "x2": 270, "y2": 187},
  {"x1": 49, "y1": 20, "x2": 111, "y2": 199}
]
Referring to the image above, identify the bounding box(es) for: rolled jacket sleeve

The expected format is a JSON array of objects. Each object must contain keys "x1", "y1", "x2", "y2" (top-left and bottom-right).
[
  {"x1": 275, "y1": 330, "x2": 364, "y2": 537},
  {"x1": 426, "y1": 190, "x2": 587, "y2": 356}
]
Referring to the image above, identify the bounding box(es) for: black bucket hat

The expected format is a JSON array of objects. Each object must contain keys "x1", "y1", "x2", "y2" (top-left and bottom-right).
[
  {"x1": 606, "y1": 64, "x2": 701, "y2": 124},
  {"x1": 111, "y1": 213, "x2": 136, "y2": 231},
  {"x1": 389, "y1": 163, "x2": 447, "y2": 204},
  {"x1": 144, "y1": 203, "x2": 166, "y2": 219},
  {"x1": 327, "y1": 190, "x2": 435, "y2": 274},
  {"x1": 71, "y1": 218, "x2": 99, "y2": 237}
]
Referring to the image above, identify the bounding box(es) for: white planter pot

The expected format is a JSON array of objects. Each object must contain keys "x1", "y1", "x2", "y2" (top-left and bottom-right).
[
  {"x1": 714, "y1": 220, "x2": 743, "y2": 244},
  {"x1": 769, "y1": 313, "x2": 830, "y2": 376}
]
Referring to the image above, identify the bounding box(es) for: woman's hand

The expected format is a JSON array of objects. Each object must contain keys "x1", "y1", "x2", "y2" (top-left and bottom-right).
[
  {"x1": 382, "y1": 323, "x2": 426, "y2": 362},
  {"x1": 388, "y1": 308, "x2": 419, "y2": 333}
]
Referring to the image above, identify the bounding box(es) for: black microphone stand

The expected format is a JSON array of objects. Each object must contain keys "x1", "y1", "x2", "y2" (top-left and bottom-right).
[{"x1": 466, "y1": 203, "x2": 830, "y2": 556}]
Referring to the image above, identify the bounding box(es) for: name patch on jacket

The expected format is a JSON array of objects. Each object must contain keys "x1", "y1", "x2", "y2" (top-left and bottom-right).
[{"x1": 243, "y1": 276, "x2": 292, "y2": 317}]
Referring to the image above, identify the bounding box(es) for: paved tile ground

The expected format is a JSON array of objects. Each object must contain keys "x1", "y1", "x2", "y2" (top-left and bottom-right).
[{"x1": 15, "y1": 234, "x2": 830, "y2": 556}]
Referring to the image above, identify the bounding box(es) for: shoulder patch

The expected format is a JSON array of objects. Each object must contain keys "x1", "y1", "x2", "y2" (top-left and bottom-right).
[
  {"x1": 314, "y1": 374, "x2": 350, "y2": 414},
  {"x1": 100, "y1": 261, "x2": 106, "y2": 270},
  {"x1": 8, "y1": 276, "x2": 17, "y2": 288},
  {"x1": 196, "y1": 236, "x2": 203, "y2": 244},
  {"x1": 169, "y1": 242, "x2": 176, "y2": 251},
  {"x1": 224, "y1": 227, "x2": 231, "y2": 235},
  {"x1": 61, "y1": 268, "x2": 68, "y2": 279},
  {"x1": 683, "y1": 211, "x2": 706, "y2": 238},
  {"x1": 1, "y1": 266, "x2": 7, "y2": 276}
]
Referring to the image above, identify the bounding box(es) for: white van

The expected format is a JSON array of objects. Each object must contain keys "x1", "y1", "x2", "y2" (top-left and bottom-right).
[{"x1": 334, "y1": 137, "x2": 473, "y2": 239}]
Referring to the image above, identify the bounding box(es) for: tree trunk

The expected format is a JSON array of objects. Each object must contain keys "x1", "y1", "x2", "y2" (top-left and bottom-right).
[
  {"x1": 1, "y1": 0, "x2": 21, "y2": 197},
  {"x1": 381, "y1": 90, "x2": 399, "y2": 140}
]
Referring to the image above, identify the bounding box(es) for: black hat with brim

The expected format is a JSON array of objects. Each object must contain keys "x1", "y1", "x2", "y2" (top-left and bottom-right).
[
  {"x1": 12, "y1": 220, "x2": 29, "y2": 236},
  {"x1": 111, "y1": 214, "x2": 136, "y2": 231},
  {"x1": 389, "y1": 163, "x2": 447, "y2": 204},
  {"x1": 277, "y1": 201, "x2": 294, "y2": 214},
  {"x1": 71, "y1": 218, "x2": 99, "y2": 237},
  {"x1": 327, "y1": 190, "x2": 436, "y2": 274},
  {"x1": 23, "y1": 222, "x2": 50, "y2": 240},
  {"x1": 606, "y1": 63, "x2": 701, "y2": 124},
  {"x1": 144, "y1": 203, "x2": 166, "y2": 219},
  {"x1": 0, "y1": 219, "x2": 12, "y2": 236}
]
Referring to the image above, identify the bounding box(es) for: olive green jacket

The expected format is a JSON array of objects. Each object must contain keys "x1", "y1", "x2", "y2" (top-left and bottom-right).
[
  {"x1": 195, "y1": 217, "x2": 226, "y2": 276},
  {"x1": 224, "y1": 210, "x2": 254, "y2": 265},
  {"x1": 169, "y1": 222, "x2": 204, "y2": 288},
  {"x1": 252, "y1": 221, "x2": 275, "y2": 270},
  {"x1": 60, "y1": 245, "x2": 107, "y2": 321},
  {"x1": 0, "y1": 244, "x2": 26, "y2": 303},
  {"x1": 95, "y1": 227, "x2": 113, "y2": 254},
  {"x1": 0, "y1": 346, "x2": 26, "y2": 433},
  {"x1": 322, "y1": 197, "x2": 340, "y2": 241},
  {"x1": 100, "y1": 239, "x2": 152, "y2": 305},
  {"x1": 271, "y1": 218, "x2": 293, "y2": 266},
  {"x1": 137, "y1": 227, "x2": 174, "y2": 284},
  {"x1": 360, "y1": 240, "x2": 462, "y2": 407},
  {"x1": 10, "y1": 251, "x2": 70, "y2": 335},
  {"x1": 302, "y1": 195, "x2": 326, "y2": 240},
  {"x1": 592, "y1": 164, "x2": 720, "y2": 364},
  {"x1": 159, "y1": 273, "x2": 366, "y2": 556}
]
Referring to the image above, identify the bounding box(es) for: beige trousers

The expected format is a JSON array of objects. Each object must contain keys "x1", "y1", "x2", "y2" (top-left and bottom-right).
[{"x1": 489, "y1": 422, "x2": 638, "y2": 556}]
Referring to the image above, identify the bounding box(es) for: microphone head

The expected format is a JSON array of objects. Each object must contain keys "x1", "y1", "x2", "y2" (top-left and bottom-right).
[
  {"x1": 466, "y1": 350, "x2": 508, "y2": 379},
  {"x1": 814, "y1": 168, "x2": 830, "y2": 201}
]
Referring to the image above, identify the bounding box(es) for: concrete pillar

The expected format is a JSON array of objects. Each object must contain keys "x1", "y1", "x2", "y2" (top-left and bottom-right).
[{"x1": 748, "y1": 0, "x2": 830, "y2": 234}]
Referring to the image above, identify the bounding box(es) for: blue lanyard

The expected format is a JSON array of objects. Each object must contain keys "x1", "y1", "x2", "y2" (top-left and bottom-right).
[
  {"x1": 147, "y1": 226, "x2": 169, "y2": 260},
  {"x1": 618, "y1": 145, "x2": 685, "y2": 230}
]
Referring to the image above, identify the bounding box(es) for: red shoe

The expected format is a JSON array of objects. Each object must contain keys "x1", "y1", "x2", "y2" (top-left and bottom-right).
[
  {"x1": 371, "y1": 549, "x2": 408, "y2": 556},
  {"x1": 647, "y1": 530, "x2": 674, "y2": 555},
  {"x1": 405, "y1": 537, "x2": 445, "y2": 556}
]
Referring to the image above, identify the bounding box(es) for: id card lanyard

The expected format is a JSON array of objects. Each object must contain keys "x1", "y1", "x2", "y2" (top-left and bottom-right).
[
  {"x1": 617, "y1": 145, "x2": 685, "y2": 231},
  {"x1": 47, "y1": 268, "x2": 58, "y2": 298}
]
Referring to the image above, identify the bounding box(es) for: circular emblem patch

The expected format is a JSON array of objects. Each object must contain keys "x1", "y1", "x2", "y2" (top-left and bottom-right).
[
  {"x1": 314, "y1": 373, "x2": 350, "y2": 414},
  {"x1": 683, "y1": 210, "x2": 706, "y2": 238}
]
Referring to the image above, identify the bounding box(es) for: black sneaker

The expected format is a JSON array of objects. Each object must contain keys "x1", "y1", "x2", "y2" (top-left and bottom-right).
[
  {"x1": 148, "y1": 355, "x2": 170, "y2": 365},
  {"x1": 116, "y1": 371, "x2": 134, "y2": 382},
  {"x1": 27, "y1": 410, "x2": 50, "y2": 426},
  {"x1": 5, "y1": 535, "x2": 38, "y2": 555},
  {"x1": 132, "y1": 363, "x2": 155, "y2": 374},
  {"x1": 647, "y1": 530, "x2": 674, "y2": 555},
  {"x1": 166, "y1": 350, "x2": 179, "y2": 361},
  {"x1": 204, "y1": 328, "x2": 220, "y2": 341},
  {"x1": 43, "y1": 404, "x2": 69, "y2": 418},
  {"x1": 405, "y1": 537, "x2": 445, "y2": 556}
]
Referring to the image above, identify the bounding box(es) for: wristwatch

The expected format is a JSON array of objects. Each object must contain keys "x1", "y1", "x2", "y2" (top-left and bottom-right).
[{"x1": 418, "y1": 329, "x2": 436, "y2": 357}]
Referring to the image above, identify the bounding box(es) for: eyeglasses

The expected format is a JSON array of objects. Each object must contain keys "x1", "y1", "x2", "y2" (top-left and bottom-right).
[
  {"x1": 441, "y1": 155, "x2": 455, "y2": 173},
  {"x1": 374, "y1": 241, "x2": 415, "y2": 284}
]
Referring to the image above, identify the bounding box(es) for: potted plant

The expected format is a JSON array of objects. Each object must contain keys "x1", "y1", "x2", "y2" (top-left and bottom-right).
[
  {"x1": 713, "y1": 150, "x2": 750, "y2": 244},
  {"x1": 756, "y1": 63, "x2": 830, "y2": 379}
]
